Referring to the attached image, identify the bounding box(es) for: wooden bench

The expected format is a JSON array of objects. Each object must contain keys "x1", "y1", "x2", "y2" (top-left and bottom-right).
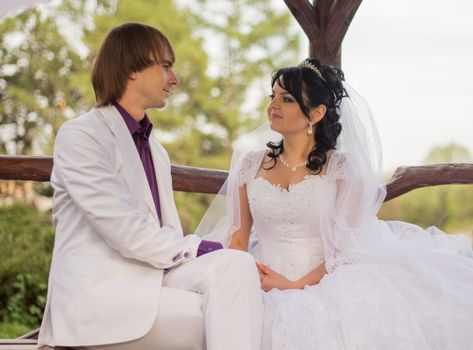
[
  {"x1": 1, "y1": 155, "x2": 473, "y2": 347},
  {"x1": 0, "y1": 329, "x2": 39, "y2": 349}
]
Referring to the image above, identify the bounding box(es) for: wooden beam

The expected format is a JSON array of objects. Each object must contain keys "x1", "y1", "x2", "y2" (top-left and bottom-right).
[
  {"x1": 385, "y1": 163, "x2": 473, "y2": 201},
  {"x1": 0, "y1": 156, "x2": 227, "y2": 194},
  {"x1": 1, "y1": 156, "x2": 473, "y2": 200},
  {"x1": 283, "y1": 0, "x2": 318, "y2": 40},
  {"x1": 323, "y1": 0, "x2": 362, "y2": 54},
  {"x1": 315, "y1": 0, "x2": 362, "y2": 66},
  {"x1": 0, "y1": 156, "x2": 52, "y2": 182},
  {"x1": 17, "y1": 328, "x2": 39, "y2": 340},
  {"x1": 284, "y1": 0, "x2": 363, "y2": 67},
  {"x1": 171, "y1": 165, "x2": 227, "y2": 194}
]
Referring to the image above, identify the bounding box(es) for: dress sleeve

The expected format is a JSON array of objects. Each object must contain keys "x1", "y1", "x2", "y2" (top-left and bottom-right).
[
  {"x1": 238, "y1": 151, "x2": 265, "y2": 186},
  {"x1": 327, "y1": 150, "x2": 347, "y2": 179},
  {"x1": 323, "y1": 150, "x2": 386, "y2": 273}
]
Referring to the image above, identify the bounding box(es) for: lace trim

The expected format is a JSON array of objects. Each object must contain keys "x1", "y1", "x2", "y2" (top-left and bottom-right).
[
  {"x1": 327, "y1": 151, "x2": 347, "y2": 179},
  {"x1": 238, "y1": 150, "x2": 265, "y2": 186},
  {"x1": 240, "y1": 150, "x2": 346, "y2": 187}
]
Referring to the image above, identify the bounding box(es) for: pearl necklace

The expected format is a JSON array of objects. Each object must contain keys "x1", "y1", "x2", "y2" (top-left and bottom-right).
[{"x1": 279, "y1": 153, "x2": 308, "y2": 172}]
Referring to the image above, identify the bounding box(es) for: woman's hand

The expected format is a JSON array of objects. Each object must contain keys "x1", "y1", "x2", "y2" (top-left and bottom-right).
[{"x1": 256, "y1": 262, "x2": 297, "y2": 292}]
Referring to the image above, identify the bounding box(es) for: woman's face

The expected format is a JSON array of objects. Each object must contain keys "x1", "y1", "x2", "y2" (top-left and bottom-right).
[{"x1": 267, "y1": 81, "x2": 309, "y2": 136}]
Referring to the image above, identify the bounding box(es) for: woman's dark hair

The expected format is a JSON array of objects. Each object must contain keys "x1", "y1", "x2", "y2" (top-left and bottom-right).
[{"x1": 266, "y1": 59, "x2": 347, "y2": 174}]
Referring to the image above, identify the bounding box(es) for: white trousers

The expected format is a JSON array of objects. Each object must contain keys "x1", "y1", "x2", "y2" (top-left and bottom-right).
[
  {"x1": 164, "y1": 249, "x2": 263, "y2": 350},
  {"x1": 55, "y1": 249, "x2": 263, "y2": 350}
]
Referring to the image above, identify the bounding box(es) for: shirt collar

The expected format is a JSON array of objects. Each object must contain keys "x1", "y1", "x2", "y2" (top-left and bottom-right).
[{"x1": 114, "y1": 102, "x2": 153, "y2": 139}]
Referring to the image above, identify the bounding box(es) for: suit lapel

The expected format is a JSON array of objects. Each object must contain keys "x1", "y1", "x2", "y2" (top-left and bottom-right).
[
  {"x1": 149, "y1": 137, "x2": 183, "y2": 234},
  {"x1": 96, "y1": 106, "x2": 160, "y2": 223}
]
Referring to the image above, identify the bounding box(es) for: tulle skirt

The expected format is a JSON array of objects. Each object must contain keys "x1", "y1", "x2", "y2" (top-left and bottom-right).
[{"x1": 261, "y1": 221, "x2": 473, "y2": 350}]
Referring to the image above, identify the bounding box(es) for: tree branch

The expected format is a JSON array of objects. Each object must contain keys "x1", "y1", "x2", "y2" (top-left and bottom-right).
[
  {"x1": 323, "y1": 0, "x2": 362, "y2": 53},
  {"x1": 283, "y1": 0, "x2": 318, "y2": 40},
  {"x1": 284, "y1": 0, "x2": 363, "y2": 67},
  {"x1": 314, "y1": 0, "x2": 332, "y2": 32}
]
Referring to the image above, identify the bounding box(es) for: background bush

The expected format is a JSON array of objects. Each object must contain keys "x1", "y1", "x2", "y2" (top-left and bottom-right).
[{"x1": 0, "y1": 203, "x2": 54, "y2": 337}]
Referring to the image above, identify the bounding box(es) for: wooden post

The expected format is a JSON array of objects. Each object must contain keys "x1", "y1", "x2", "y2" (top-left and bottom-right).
[{"x1": 283, "y1": 0, "x2": 362, "y2": 67}]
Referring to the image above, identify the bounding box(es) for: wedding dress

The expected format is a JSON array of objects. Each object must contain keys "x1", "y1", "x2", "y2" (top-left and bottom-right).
[
  {"x1": 197, "y1": 81, "x2": 473, "y2": 349},
  {"x1": 240, "y1": 149, "x2": 473, "y2": 350}
]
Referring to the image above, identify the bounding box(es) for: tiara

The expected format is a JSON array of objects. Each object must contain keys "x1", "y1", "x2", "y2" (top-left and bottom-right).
[{"x1": 299, "y1": 60, "x2": 325, "y2": 81}]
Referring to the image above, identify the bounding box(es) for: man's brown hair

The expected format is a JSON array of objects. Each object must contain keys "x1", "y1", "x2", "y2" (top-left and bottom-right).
[{"x1": 92, "y1": 22, "x2": 175, "y2": 107}]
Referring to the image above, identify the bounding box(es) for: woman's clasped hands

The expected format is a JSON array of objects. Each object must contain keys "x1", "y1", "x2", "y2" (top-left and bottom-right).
[{"x1": 256, "y1": 262, "x2": 301, "y2": 291}]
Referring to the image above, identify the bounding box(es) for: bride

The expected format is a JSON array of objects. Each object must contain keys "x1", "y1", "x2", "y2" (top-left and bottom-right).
[{"x1": 197, "y1": 59, "x2": 473, "y2": 349}]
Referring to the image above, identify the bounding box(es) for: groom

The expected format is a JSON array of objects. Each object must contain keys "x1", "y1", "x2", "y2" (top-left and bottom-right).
[{"x1": 38, "y1": 22, "x2": 263, "y2": 350}]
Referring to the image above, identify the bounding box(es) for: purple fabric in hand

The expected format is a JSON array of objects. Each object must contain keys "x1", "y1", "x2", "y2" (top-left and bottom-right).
[{"x1": 197, "y1": 240, "x2": 224, "y2": 257}]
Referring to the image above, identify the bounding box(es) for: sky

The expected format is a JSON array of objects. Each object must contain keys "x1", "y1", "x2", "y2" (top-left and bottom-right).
[
  {"x1": 337, "y1": 0, "x2": 473, "y2": 170},
  {"x1": 0, "y1": 0, "x2": 47, "y2": 17},
  {"x1": 1, "y1": 0, "x2": 472, "y2": 171}
]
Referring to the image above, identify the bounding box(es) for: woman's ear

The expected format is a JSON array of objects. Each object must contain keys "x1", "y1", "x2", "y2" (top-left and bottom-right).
[{"x1": 309, "y1": 105, "x2": 327, "y2": 124}]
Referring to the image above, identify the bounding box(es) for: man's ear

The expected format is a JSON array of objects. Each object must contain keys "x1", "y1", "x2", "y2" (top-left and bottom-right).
[
  {"x1": 129, "y1": 72, "x2": 138, "y2": 81},
  {"x1": 310, "y1": 105, "x2": 327, "y2": 124}
]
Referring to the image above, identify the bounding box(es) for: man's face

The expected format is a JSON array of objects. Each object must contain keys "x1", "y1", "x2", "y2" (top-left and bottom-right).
[{"x1": 130, "y1": 53, "x2": 179, "y2": 109}]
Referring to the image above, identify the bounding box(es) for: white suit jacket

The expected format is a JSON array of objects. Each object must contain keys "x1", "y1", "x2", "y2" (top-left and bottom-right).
[{"x1": 38, "y1": 105, "x2": 201, "y2": 347}]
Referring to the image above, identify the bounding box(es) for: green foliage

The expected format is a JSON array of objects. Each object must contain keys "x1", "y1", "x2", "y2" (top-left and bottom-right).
[
  {"x1": 73, "y1": 0, "x2": 299, "y2": 232},
  {"x1": 167, "y1": 0, "x2": 299, "y2": 231},
  {"x1": 179, "y1": 0, "x2": 300, "y2": 141},
  {"x1": 380, "y1": 185, "x2": 473, "y2": 234},
  {"x1": 0, "y1": 6, "x2": 88, "y2": 155},
  {"x1": 380, "y1": 143, "x2": 473, "y2": 235},
  {"x1": 0, "y1": 203, "x2": 54, "y2": 332},
  {"x1": 0, "y1": 322, "x2": 31, "y2": 338},
  {"x1": 20, "y1": 0, "x2": 299, "y2": 232},
  {"x1": 424, "y1": 142, "x2": 472, "y2": 164}
]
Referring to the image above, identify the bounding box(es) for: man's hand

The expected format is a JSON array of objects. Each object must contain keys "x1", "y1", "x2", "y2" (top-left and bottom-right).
[
  {"x1": 256, "y1": 262, "x2": 296, "y2": 292},
  {"x1": 197, "y1": 240, "x2": 224, "y2": 257}
]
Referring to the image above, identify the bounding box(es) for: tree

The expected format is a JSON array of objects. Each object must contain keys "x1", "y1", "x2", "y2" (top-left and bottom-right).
[
  {"x1": 0, "y1": 6, "x2": 86, "y2": 155},
  {"x1": 181, "y1": 0, "x2": 300, "y2": 143},
  {"x1": 282, "y1": 0, "x2": 362, "y2": 67},
  {"x1": 1, "y1": 0, "x2": 300, "y2": 232},
  {"x1": 424, "y1": 142, "x2": 472, "y2": 165},
  {"x1": 163, "y1": 0, "x2": 301, "y2": 231},
  {"x1": 78, "y1": 0, "x2": 300, "y2": 231}
]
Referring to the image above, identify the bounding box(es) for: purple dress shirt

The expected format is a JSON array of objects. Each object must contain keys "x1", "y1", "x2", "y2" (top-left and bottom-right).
[
  {"x1": 114, "y1": 103, "x2": 222, "y2": 257},
  {"x1": 115, "y1": 103, "x2": 162, "y2": 221}
]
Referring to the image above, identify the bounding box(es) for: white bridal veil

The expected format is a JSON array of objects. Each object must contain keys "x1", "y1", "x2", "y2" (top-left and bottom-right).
[{"x1": 196, "y1": 81, "x2": 472, "y2": 267}]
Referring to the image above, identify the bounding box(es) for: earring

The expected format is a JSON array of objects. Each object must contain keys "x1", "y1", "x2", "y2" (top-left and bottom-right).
[{"x1": 307, "y1": 123, "x2": 313, "y2": 135}]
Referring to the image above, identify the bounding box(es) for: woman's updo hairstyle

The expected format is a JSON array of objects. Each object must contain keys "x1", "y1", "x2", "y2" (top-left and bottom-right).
[{"x1": 266, "y1": 58, "x2": 347, "y2": 174}]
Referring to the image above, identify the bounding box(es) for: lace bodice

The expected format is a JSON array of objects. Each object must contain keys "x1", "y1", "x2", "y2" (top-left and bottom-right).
[{"x1": 239, "y1": 150, "x2": 345, "y2": 281}]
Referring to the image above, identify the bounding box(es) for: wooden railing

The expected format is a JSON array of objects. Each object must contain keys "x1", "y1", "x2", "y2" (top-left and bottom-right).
[
  {"x1": 384, "y1": 163, "x2": 473, "y2": 201},
  {"x1": 1, "y1": 156, "x2": 473, "y2": 200}
]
